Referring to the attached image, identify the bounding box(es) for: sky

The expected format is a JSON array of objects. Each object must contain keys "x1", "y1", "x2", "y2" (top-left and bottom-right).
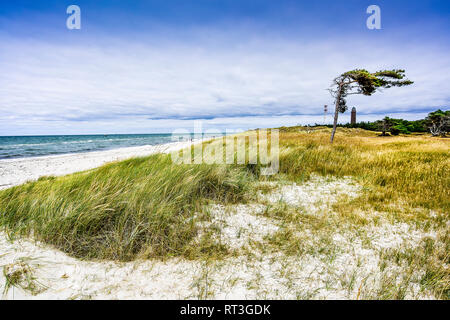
[{"x1": 0, "y1": 0, "x2": 449, "y2": 135}]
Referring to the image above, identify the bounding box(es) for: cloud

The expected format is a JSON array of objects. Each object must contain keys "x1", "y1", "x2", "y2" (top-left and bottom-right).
[{"x1": 0, "y1": 31, "x2": 449, "y2": 135}]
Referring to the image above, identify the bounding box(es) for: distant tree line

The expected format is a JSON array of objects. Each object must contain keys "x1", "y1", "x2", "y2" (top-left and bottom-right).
[{"x1": 314, "y1": 109, "x2": 449, "y2": 137}]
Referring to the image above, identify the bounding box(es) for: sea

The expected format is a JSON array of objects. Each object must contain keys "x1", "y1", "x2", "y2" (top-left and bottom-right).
[{"x1": 0, "y1": 134, "x2": 220, "y2": 160}]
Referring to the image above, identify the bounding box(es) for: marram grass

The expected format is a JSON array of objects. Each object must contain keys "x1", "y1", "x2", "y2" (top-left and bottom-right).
[
  {"x1": 277, "y1": 128, "x2": 449, "y2": 216},
  {"x1": 0, "y1": 154, "x2": 256, "y2": 260}
]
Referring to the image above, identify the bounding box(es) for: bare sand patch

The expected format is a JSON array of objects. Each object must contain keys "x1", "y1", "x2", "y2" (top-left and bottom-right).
[
  {"x1": 196, "y1": 204, "x2": 279, "y2": 250},
  {"x1": 259, "y1": 176, "x2": 361, "y2": 214}
]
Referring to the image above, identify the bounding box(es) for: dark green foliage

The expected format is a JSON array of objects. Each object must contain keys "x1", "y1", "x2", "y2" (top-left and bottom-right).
[
  {"x1": 331, "y1": 69, "x2": 413, "y2": 114},
  {"x1": 314, "y1": 109, "x2": 450, "y2": 136},
  {"x1": 377, "y1": 117, "x2": 396, "y2": 136}
]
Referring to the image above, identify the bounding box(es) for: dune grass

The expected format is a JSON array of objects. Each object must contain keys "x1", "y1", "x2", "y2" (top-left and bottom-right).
[
  {"x1": 272, "y1": 127, "x2": 449, "y2": 299},
  {"x1": 0, "y1": 154, "x2": 256, "y2": 260},
  {"x1": 0, "y1": 129, "x2": 448, "y2": 256},
  {"x1": 277, "y1": 127, "x2": 449, "y2": 217}
]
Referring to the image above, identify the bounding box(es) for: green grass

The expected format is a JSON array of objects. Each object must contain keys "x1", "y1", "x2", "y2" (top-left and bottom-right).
[{"x1": 0, "y1": 153, "x2": 256, "y2": 260}]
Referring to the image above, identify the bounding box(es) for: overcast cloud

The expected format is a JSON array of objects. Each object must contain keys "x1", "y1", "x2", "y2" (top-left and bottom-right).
[{"x1": 0, "y1": 1, "x2": 449, "y2": 135}]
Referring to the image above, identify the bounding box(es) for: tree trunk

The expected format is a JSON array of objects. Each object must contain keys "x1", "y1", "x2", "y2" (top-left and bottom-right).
[
  {"x1": 430, "y1": 124, "x2": 439, "y2": 136},
  {"x1": 330, "y1": 89, "x2": 341, "y2": 143}
]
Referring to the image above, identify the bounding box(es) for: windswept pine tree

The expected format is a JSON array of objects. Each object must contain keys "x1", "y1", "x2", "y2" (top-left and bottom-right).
[
  {"x1": 377, "y1": 117, "x2": 395, "y2": 136},
  {"x1": 425, "y1": 109, "x2": 450, "y2": 137},
  {"x1": 329, "y1": 69, "x2": 413, "y2": 143}
]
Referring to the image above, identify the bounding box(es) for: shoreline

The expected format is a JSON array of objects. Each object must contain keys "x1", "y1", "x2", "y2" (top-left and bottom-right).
[{"x1": 0, "y1": 140, "x2": 195, "y2": 190}]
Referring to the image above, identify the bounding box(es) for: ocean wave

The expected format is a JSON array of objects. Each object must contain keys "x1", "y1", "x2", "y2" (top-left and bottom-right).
[{"x1": 0, "y1": 134, "x2": 184, "y2": 160}]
